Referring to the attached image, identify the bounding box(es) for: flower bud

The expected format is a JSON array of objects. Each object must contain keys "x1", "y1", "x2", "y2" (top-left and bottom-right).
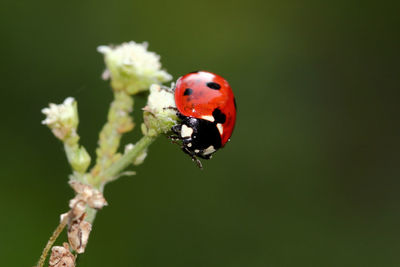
[
  {"x1": 65, "y1": 145, "x2": 91, "y2": 174},
  {"x1": 143, "y1": 84, "x2": 178, "y2": 135},
  {"x1": 41, "y1": 97, "x2": 79, "y2": 141},
  {"x1": 97, "y1": 41, "x2": 172, "y2": 95},
  {"x1": 68, "y1": 217, "x2": 92, "y2": 254}
]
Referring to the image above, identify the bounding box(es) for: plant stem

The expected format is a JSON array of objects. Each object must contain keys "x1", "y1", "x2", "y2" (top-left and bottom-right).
[
  {"x1": 91, "y1": 90, "x2": 134, "y2": 181},
  {"x1": 91, "y1": 134, "x2": 157, "y2": 188},
  {"x1": 36, "y1": 213, "x2": 69, "y2": 267},
  {"x1": 106, "y1": 134, "x2": 156, "y2": 179},
  {"x1": 84, "y1": 134, "x2": 157, "y2": 224}
]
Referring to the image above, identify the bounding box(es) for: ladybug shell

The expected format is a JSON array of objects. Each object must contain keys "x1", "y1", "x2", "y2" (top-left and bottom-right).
[{"x1": 174, "y1": 71, "x2": 236, "y2": 146}]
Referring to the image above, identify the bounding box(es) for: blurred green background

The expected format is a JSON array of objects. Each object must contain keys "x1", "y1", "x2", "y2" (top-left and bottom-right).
[{"x1": 1, "y1": 0, "x2": 399, "y2": 266}]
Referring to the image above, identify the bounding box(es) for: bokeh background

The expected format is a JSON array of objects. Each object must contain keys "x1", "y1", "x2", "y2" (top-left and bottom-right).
[{"x1": 1, "y1": 0, "x2": 399, "y2": 266}]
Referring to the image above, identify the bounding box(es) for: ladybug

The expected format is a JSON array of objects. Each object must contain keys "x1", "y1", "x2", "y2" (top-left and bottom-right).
[{"x1": 171, "y1": 71, "x2": 237, "y2": 168}]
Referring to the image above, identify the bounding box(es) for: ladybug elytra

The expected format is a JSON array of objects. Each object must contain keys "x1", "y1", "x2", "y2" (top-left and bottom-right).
[{"x1": 171, "y1": 71, "x2": 237, "y2": 168}]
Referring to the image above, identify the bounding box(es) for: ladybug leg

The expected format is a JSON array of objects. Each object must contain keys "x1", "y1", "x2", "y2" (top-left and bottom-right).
[
  {"x1": 168, "y1": 124, "x2": 183, "y2": 144},
  {"x1": 167, "y1": 135, "x2": 181, "y2": 145},
  {"x1": 181, "y1": 146, "x2": 203, "y2": 169},
  {"x1": 193, "y1": 157, "x2": 203, "y2": 169},
  {"x1": 160, "y1": 84, "x2": 175, "y2": 92},
  {"x1": 170, "y1": 120, "x2": 203, "y2": 169},
  {"x1": 167, "y1": 135, "x2": 180, "y2": 141},
  {"x1": 163, "y1": 106, "x2": 178, "y2": 111},
  {"x1": 171, "y1": 124, "x2": 182, "y2": 135}
]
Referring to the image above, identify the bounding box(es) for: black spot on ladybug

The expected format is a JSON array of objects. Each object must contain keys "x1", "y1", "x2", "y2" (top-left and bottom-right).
[
  {"x1": 233, "y1": 97, "x2": 237, "y2": 110},
  {"x1": 212, "y1": 108, "x2": 226, "y2": 124},
  {"x1": 183, "y1": 88, "x2": 193, "y2": 96},
  {"x1": 206, "y1": 82, "x2": 221, "y2": 90}
]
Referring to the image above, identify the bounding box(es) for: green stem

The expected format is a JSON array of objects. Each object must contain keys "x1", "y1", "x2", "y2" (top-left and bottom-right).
[
  {"x1": 86, "y1": 134, "x2": 157, "y2": 223},
  {"x1": 85, "y1": 206, "x2": 98, "y2": 224},
  {"x1": 91, "y1": 90, "x2": 134, "y2": 180},
  {"x1": 105, "y1": 134, "x2": 156, "y2": 179},
  {"x1": 91, "y1": 134, "x2": 157, "y2": 188}
]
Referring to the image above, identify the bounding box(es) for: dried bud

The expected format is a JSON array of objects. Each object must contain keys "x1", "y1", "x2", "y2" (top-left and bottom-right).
[
  {"x1": 68, "y1": 199, "x2": 86, "y2": 221},
  {"x1": 49, "y1": 243, "x2": 76, "y2": 267},
  {"x1": 97, "y1": 41, "x2": 172, "y2": 94},
  {"x1": 41, "y1": 97, "x2": 79, "y2": 141},
  {"x1": 88, "y1": 190, "x2": 108, "y2": 209},
  {"x1": 69, "y1": 181, "x2": 108, "y2": 210},
  {"x1": 68, "y1": 218, "x2": 92, "y2": 254},
  {"x1": 69, "y1": 180, "x2": 87, "y2": 194}
]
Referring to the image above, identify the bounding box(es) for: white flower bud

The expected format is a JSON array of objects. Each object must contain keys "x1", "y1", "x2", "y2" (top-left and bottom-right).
[
  {"x1": 41, "y1": 97, "x2": 79, "y2": 141},
  {"x1": 98, "y1": 41, "x2": 172, "y2": 94},
  {"x1": 146, "y1": 84, "x2": 176, "y2": 114},
  {"x1": 143, "y1": 84, "x2": 178, "y2": 135}
]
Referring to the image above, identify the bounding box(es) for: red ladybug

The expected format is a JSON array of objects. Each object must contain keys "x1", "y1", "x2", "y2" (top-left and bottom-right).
[{"x1": 171, "y1": 71, "x2": 237, "y2": 168}]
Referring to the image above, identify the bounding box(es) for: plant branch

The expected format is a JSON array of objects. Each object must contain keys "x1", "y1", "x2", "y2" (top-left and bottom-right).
[
  {"x1": 106, "y1": 134, "x2": 156, "y2": 180},
  {"x1": 91, "y1": 90, "x2": 134, "y2": 183},
  {"x1": 85, "y1": 134, "x2": 157, "y2": 224},
  {"x1": 38, "y1": 41, "x2": 172, "y2": 267}
]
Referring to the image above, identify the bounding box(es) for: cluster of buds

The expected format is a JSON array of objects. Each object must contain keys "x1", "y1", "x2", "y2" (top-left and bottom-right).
[
  {"x1": 42, "y1": 97, "x2": 91, "y2": 173},
  {"x1": 41, "y1": 97, "x2": 79, "y2": 141},
  {"x1": 143, "y1": 84, "x2": 178, "y2": 136},
  {"x1": 97, "y1": 41, "x2": 172, "y2": 95}
]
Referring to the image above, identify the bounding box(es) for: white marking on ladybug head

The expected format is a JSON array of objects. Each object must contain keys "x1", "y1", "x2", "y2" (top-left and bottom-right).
[
  {"x1": 202, "y1": 145, "x2": 216, "y2": 155},
  {"x1": 194, "y1": 149, "x2": 200, "y2": 153},
  {"x1": 216, "y1": 123, "x2": 223, "y2": 135},
  {"x1": 201, "y1": 115, "x2": 215, "y2": 122},
  {"x1": 181, "y1": 124, "x2": 193, "y2": 138},
  {"x1": 187, "y1": 143, "x2": 192, "y2": 147}
]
